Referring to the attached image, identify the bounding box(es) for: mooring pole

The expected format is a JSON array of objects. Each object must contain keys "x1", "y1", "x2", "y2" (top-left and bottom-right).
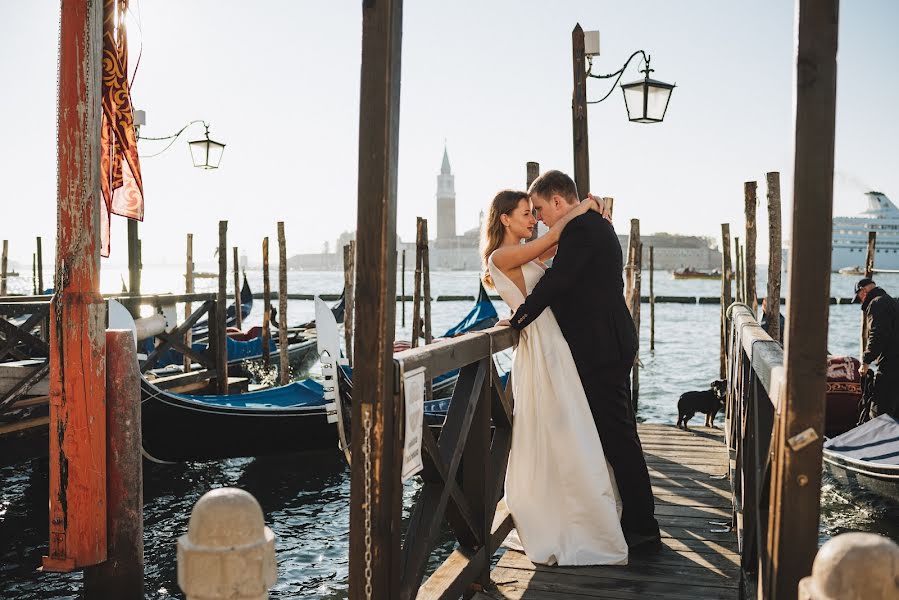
[
  {"x1": 36, "y1": 236, "x2": 44, "y2": 295},
  {"x1": 43, "y1": 0, "x2": 106, "y2": 572},
  {"x1": 127, "y1": 219, "x2": 140, "y2": 295},
  {"x1": 1, "y1": 240, "x2": 7, "y2": 296},
  {"x1": 527, "y1": 161, "x2": 540, "y2": 241},
  {"x1": 412, "y1": 218, "x2": 423, "y2": 348},
  {"x1": 650, "y1": 246, "x2": 655, "y2": 351},
  {"x1": 571, "y1": 23, "x2": 590, "y2": 199},
  {"x1": 734, "y1": 236, "x2": 743, "y2": 304},
  {"x1": 632, "y1": 241, "x2": 643, "y2": 410},
  {"x1": 745, "y1": 181, "x2": 758, "y2": 314},
  {"x1": 766, "y1": 2, "x2": 839, "y2": 597},
  {"x1": 348, "y1": 0, "x2": 403, "y2": 596},
  {"x1": 343, "y1": 242, "x2": 356, "y2": 368},
  {"x1": 277, "y1": 222, "x2": 289, "y2": 386},
  {"x1": 720, "y1": 224, "x2": 733, "y2": 379},
  {"x1": 32, "y1": 253, "x2": 37, "y2": 295},
  {"x1": 232, "y1": 246, "x2": 242, "y2": 331},
  {"x1": 262, "y1": 237, "x2": 272, "y2": 368},
  {"x1": 84, "y1": 330, "x2": 143, "y2": 599},
  {"x1": 862, "y1": 231, "x2": 876, "y2": 356},
  {"x1": 401, "y1": 248, "x2": 406, "y2": 327},
  {"x1": 766, "y1": 173, "x2": 783, "y2": 343},
  {"x1": 184, "y1": 233, "x2": 194, "y2": 373},
  {"x1": 216, "y1": 221, "x2": 228, "y2": 394}
]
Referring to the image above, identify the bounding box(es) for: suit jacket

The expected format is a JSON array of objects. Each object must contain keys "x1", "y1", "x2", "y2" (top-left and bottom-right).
[
  {"x1": 862, "y1": 287, "x2": 899, "y2": 370},
  {"x1": 510, "y1": 211, "x2": 638, "y2": 370}
]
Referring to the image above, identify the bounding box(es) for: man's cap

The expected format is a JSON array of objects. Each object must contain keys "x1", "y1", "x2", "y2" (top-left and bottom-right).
[{"x1": 853, "y1": 277, "x2": 875, "y2": 303}]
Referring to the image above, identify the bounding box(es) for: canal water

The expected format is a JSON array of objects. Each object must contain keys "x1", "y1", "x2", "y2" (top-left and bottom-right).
[{"x1": 2, "y1": 267, "x2": 898, "y2": 598}]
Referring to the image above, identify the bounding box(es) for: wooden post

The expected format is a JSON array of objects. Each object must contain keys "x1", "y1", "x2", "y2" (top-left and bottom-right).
[
  {"x1": 184, "y1": 234, "x2": 194, "y2": 373},
  {"x1": 83, "y1": 330, "x2": 144, "y2": 598},
  {"x1": 42, "y1": 0, "x2": 106, "y2": 572},
  {"x1": 343, "y1": 242, "x2": 356, "y2": 367},
  {"x1": 36, "y1": 236, "x2": 45, "y2": 294},
  {"x1": 632, "y1": 241, "x2": 643, "y2": 409},
  {"x1": 720, "y1": 224, "x2": 733, "y2": 379},
  {"x1": 277, "y1": 222, "x2": 289, "y2": 386},
  {"x1": 348, "y1": 0, "x2": 403, "y2": 596},
  {"x1": 625, "y1": 219, "x2": 639, "y2": 316},
  {"x1": 766, "y1": 172, "x2": 783, "y2": 342},
  {"x1": 400, "y1": 248, "x2": 406, "y2": 327},
  {"x1": 232, "y1": 246, "x2": 242, "y2": 331},
  {"x1": 1, "y1": 240, "x2": 7, "y2": 296},
  {"x1": 745, "y1": 181, "x2": 758, "y2": 313},
  {"x1": 32, "y1": 253, "x2": 37, "y2": 295},
  {"x1": 127, "y1": 219, "x2": 140, "y2": 295},
  {"x1": 216, "y1": 221, "x2": 228, "y2": 395},
  {"x1": 734, "y1": 236, "x2": 743, "y2": 304},
  {"x1": 262, "y1": 237, "x2": 272, "y2": 368},
  {"x1": 412, "y1": 218, "x2": 423, "y2": 348},
  {"x1": 422, "y1": 220, "x2": 432, "y2": 345},
  {"x1": 862, "y1": 231, "x2": 876, "y2": 356},
  {"x1": 571, "y1": 24, "x2": 590, "y2": 199},
  {"x1": 527, "y1": 161, "x2": 540, "y2": 241},
  {"x1": 766, "y1": 2, "x2": 839, "y2": 597},
  {"x1": 650, "y1": 246, "x2": 655, "y2": 351}
]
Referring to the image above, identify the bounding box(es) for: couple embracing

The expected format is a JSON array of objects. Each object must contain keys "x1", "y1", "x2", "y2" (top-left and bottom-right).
[{"x1": 485, "y1": 170, "x2": 661, "y2": 565}]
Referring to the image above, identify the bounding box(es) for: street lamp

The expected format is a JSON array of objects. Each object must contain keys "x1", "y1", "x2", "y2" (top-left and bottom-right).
[
  {"x1": 137, "y1": 117, "x2": 227, "y2": 169},
  {"x1": 587, "y1": 47, "x2": 676, "y2": 124}
]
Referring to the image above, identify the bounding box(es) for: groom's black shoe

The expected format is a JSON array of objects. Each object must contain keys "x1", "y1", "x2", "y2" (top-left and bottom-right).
[{"x1": 625, "y1": 531, "x2": 663, "y2": 555}]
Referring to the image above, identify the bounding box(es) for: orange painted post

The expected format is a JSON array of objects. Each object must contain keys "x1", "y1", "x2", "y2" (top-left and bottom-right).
[{"x1": 42, "y1": 0, "x2": 107, "y2": 572}]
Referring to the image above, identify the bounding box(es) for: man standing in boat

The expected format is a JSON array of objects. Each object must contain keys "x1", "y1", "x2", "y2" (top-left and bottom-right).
[{"x1": 856, "y1": 278, "x2": 899, "y2": 418}]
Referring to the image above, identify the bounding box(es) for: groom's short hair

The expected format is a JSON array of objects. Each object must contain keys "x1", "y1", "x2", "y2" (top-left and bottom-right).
[{"x1": 528, "y1": 170, "x2": 579, "y2": 204}]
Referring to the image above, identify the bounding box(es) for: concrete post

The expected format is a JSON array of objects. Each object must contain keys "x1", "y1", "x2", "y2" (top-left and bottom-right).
[
  {"x1": 798, "y1": 532, "x2": 899, "y2": 599},
  {"x1": 178, "y1": 488, "x2": 276, "y2": 600}
]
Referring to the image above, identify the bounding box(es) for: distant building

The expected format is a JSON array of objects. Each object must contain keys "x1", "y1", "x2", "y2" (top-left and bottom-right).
[
  {"x1": 431, "y1": 146, "x2": 482, "y2": 270},
  {"x1": 620, "y1": 233, "x2": 721, "y2": 270}
]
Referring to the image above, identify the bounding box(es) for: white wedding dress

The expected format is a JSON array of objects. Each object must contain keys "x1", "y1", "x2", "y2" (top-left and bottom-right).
[{"x1": 489, "y1": 255, "x2": 628, "y2": 566}]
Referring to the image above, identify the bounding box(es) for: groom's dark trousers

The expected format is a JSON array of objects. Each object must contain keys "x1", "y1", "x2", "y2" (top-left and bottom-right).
[{"x1": 510, "y1": 210, "x2": 660, "y2": 537}]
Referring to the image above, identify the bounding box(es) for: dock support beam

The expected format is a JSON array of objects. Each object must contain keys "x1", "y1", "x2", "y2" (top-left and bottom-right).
[
  {"x1": 571, "y1": 24, "x2": 590, "y2": 199},
  {"x1": 43, "y1": 0, "x2": 107, "y2": 572},
  {"x1": 765, "y1": 173, "x2": 782, "y2": 343},
  {"x1": 348, "y1": 0, "x2": 403, "y2": 597},
  {"x1": 766, "y1": 1, "x2": 839, "y2": 597}
]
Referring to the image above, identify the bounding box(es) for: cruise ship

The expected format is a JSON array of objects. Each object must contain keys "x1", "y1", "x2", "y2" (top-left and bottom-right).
[{"x1": 831, "y1": 191, "x2": 899, "y2": 271}]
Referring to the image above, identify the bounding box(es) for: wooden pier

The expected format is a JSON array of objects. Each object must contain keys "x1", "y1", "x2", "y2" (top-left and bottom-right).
[{"x1": 477, "y1": 424, "x2": 738, "y2": 600}]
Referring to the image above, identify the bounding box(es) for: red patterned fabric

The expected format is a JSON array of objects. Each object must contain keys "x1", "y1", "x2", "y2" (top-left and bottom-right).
[
  {"x1": 826, "y1": 356, "x2": 863, "y2": 437},
  {"x1": 100, "y1": 0, "x2": 143, "y2": 257}
]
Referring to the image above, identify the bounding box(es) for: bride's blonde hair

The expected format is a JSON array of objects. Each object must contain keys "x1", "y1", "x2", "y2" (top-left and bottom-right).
[{"x1": 481, "y1": 189, "x2": 529, "y2": 288}]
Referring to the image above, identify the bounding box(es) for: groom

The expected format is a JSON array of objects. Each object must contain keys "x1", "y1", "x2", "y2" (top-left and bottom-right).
[{"x1": 506, "y1": 169, "x2": 662, "y2": 553}]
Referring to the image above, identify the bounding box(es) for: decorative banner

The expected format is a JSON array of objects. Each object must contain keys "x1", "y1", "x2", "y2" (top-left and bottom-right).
[
  {"x1": 100, "y1": 0, "x2": 144, "y2": 258},
  {"x1": 401, "y1": 367, "x2": 426, "y2": 482}
]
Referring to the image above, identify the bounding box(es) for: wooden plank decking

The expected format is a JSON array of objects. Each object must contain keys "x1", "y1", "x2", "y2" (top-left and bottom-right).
[{"x1": 478, "y1": 424, "x2": 738, "y2": 600}]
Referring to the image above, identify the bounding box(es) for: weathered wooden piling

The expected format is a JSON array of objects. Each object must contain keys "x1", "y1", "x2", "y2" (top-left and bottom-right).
[
  {"x1": 36, "y1": 236, "x2": 44, "y2": 295},
  {"x1": 412, "y1": 218, "x2": 424, "y2": 348},
  {"x1": 232, "y1": 246, "x2": 242, "y2": 331},
  {"x1": 261, "y1": 237, "x2": 271, "y2": 368},
  {"x1": 277, "y1": 222, "x2": 288, "y2": 386},
  {"x1": 766, "y1": 1, "x2": 839, "y2": 596},
  {"x1": 400, "y1": 248, "x2": 406, "y2": 327},
  {"x1": 348, "y1": 0, "x2": 403, "y2": 595},
  {"x1": 571, "y1": 24, "x2": 590, "y2": 198},
  {"x1": 1, "y1": 240, "x2": 7, "y2": 296},
  {"x1": 184, "y1": 234, "x2": 194, "y2": 373},
  {"x1": 720, "y1": 224, "x2": 733, "y2": 379},
  {"x1": 625, "y1": 219, "x2": 640, "y2": 316},
  {"x1": 734, "y1": 236, "x2": 743, "y2": 304},
  {"x1": 32, "y1": 253, "x2": 37, "y2": 295},
  {"x1": 43, "y1": 0, "x2": 106, "y2": 571},
  {"x1": 649, "y1": 246, "x2": 655, "y2": 351},
  {"x1": 632, "y1": 241, "x2": 643, "y2": 409},
  {"x1": 127, "y1": 219, "x2": 140, "y2": 295},
  {"x1": 343, "y1": 242, "x2": 356, "y2": 367},
  {"x1": 421, "y1": 220, "x2": 432, "y2": 347},
  {"x1": 766, "y1": 172, "x2": 782, "y2": 342},
  {"x1": 527, "y1": 161, "x2": 539, "y2": 241},
  {"x1": 861, "y1": 231, "x2": 876, "y2": 356},
  {"x1": 83, "y1": 330, "x2": 144, "y2": 599},
  {"x1": 215, "y1": 221, "x2": 228, "y2": 394},
  {"x1": 745, "y1": 181, "x2": 758, "y2": 314}
]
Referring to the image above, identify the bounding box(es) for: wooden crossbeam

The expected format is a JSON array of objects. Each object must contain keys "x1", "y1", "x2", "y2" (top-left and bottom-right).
[
  {"x1": 141, "y1": 300, "x2": 212, "y2": 372},
  {"x1": 0, "y1": 360, "x2": 50, "y2": 414},
  {"x1": 0, "y1": 307, "x2": 50, "y2": 360}
]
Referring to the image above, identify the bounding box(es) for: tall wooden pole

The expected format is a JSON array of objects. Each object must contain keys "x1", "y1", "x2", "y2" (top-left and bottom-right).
[
  {"x1": 261, "y1": 237, "x2": 271, "y2": 368},
  {"x1": 766, "y1": 2, "x2": 839, "y2": 597},
  {"x1": 348, "y1": 0, "x2": 403, "y2": 596},
  {"x1": 766, "y1": 172, "x2": 783, "y2": 343},
  {"x1": 277, "y1": 222, "x2": 289, "y2": 386},
  {"x1": 649, "y1": 246, "x2": 655, "y2": 351},
  {"x1": 734, "y1": 236, "x2": 743, "y2": 304},
  {"x1": 343, "y1": 242, "x2": 356, "y2": 367},
  {"x1": 32, "y1": 253, "x2": 37, "y2": 295},
  {"x1": 422, "y1": 220, "x2": 432, "y2": 345},
  {"x1": 412, "y1": 218, "x2": 423, "y2": 348},
  {"x1": 604, "y1": 197, "x2": 614, "y2": 220},
  {"x1": 745, "y1": 181, "x2": 758, "y2": 313},
  {"x1": 626, "y1": 219, "x2": 639, "y2": 315},
  {"x1": 43, "y1": 0, "x2": 106, "y2": 572},
  {"x1": 527, "y1": 161, "x2": 540, "y2": 241},
  {"x1": 571, "y1": 24, "x2": 590, "y2": 199},
  {"x1": 632, "y1": 241, "x2": 643, "y2": 410},
  {"x1": 127, "y1": 219, "x2": 140, "y2": 295},
  {"x1": 720, "y1": 224, "x2": 733, "y2": 379},
  {"x1": 862, "y1": 231, "x2": 876, "y2": 359},
  {"x1": 36, "y1": 236, "x2": 45, "y2": 294},
  {"x1": 400, "y1": 248, "x2": 406, "y2": 327},
  {"x1": 216, "y1": 221, "x2": 228, "y2": 394},
  {"x1": 232, "y1": 246, "x2": 242, "y2": 330},
  {"x1": 1, "y1": 240, "x2": 7, "y2": 296},
  {"x1": 184, "y1": 234, "x2": 194, "y2": 373}
]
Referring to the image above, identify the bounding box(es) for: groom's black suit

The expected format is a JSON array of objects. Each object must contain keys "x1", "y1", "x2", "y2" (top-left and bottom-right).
[{"x1": 510, "y1": 210, "x2": 660, "y2": 538}]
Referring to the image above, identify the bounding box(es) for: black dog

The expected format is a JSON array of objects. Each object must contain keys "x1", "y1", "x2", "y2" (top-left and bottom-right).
[{"x1": 676, "y1": 380, "x2": 727, "y2": 430}]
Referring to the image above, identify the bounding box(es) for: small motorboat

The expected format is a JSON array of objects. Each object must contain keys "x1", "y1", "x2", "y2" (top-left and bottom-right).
[
  {"x1": 672, "y1": 267, "x2": 723, "y2": 280},
  {"x1": 823, "y1": 414, "x2": 899, "y2": 503}
]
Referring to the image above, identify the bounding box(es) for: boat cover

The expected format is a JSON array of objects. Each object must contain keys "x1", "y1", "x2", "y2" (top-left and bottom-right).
[
  {"x1": 442, "y1": 283, "x2": 498, "y2": 337},
  {"x1": 824, "y1": 414, "x2": 899, "y2": 464}
]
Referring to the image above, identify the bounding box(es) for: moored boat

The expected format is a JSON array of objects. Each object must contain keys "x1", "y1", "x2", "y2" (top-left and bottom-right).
[
  {"x1": 823, "y1": 414, "x2": 899, "y2": 503},
  {"x1": 672, "y1": 267, "x2": 723, "y2": 280}
]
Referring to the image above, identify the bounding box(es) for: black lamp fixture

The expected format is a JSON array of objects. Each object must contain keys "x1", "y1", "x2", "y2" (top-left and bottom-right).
[
  {"x1": 137, "y1": 116, "x2": 226, "y2": 169},
  {"x1": 586, "y1": 42, "x2": 676, "y2": 124}
]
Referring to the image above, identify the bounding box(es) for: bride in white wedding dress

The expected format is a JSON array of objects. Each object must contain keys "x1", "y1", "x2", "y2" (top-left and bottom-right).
[{"x1": 483, "y1": 189, "x2": 628, "y2": 566}]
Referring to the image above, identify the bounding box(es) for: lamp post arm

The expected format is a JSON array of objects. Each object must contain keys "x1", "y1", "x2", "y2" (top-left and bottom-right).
[
  {"x1": 586, "y1": 50, "x2": 650, "y2": 105},
  {"x1": 137, "y1": 120, "x2": 210, "y2": 158}
]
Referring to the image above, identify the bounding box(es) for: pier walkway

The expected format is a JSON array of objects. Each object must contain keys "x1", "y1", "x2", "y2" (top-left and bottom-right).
[{"x1": 477, "y1": 424, "x2": 738, "y2": 600}]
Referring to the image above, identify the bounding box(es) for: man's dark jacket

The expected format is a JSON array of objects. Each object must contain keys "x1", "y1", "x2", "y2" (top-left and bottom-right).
[
  {"x1": 862, "y1": 287, "x2": 899, "y2": 370},
  {"x1": 509, "y1": 211, "x2": 638, "y2": 369}
]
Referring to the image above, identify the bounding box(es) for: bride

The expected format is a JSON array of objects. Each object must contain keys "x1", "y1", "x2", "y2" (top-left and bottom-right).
[{"x1": 483, "y1": 189, "x2": 628, "y2": 566}]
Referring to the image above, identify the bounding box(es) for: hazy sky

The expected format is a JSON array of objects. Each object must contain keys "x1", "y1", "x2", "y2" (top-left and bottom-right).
[{"x1": 1, "y1": 0, "x2": 898, "y2": 267}]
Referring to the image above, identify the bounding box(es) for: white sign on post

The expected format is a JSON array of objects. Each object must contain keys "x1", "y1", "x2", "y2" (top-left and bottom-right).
[{"x1": 401, "y1": 367, "x2": 426, "y2": 482}]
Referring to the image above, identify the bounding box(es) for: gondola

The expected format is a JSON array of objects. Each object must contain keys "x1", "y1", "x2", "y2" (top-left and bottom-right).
[
  {"x1": 190, "y1": 275, "x2": 254, "y2": 338},
  {"x1": 823, "y1": 414, "x2": 899, "y2": 503},
  {"x1": 140, "y1": 284, "x2": 499, "y2": 462}
]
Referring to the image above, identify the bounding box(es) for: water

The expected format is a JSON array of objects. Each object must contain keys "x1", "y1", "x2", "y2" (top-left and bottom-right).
[{"x1": 2, "y1": 267, "x2": 899, "y2": 598}]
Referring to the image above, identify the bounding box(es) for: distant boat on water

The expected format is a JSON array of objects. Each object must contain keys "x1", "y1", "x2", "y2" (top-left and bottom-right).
[
  {"x1": 185, "y1": 271, "x2": 218, "y2": 279},
  {"x1": 831, "y1": 191, "x2": 899, "y2": 272},
  {"x1": 672, "y1": 267, "x2": 723, "y2": 280}
]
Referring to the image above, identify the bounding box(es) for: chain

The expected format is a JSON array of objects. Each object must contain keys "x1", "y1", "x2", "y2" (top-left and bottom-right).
[{"x1": 362, "y1": 405, "x2": 373, "y2": 600}]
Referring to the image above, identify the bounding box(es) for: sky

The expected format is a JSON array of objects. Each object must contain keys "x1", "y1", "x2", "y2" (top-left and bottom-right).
[{"x1": 1, "y1": 0, "x2": 898, "y2": 268}]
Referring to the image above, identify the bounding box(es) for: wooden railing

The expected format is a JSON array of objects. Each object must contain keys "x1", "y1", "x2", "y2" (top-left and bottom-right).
[
  {"x1": 724, "y1": 303, "x2": 785, "y2": 598},
  {"x1": 0, "y1": 299, "x2": 50, "y2": 412},
  {"x1": 392, "y1": 325, "x2": 517, "y2": 600}
]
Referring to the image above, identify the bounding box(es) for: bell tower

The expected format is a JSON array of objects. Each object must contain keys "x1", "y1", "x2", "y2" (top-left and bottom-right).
[{"x1": 436, "y1": 145, "x2": 456, "y2": 241}]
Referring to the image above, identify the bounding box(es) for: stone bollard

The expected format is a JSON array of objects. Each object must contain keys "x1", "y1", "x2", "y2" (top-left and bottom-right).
[
  {"x1": 178, "y1": 488, "x2": 277, "y2": 600},
  {"x1": 798, "y1": 532, "x2": 899, "y2": 600}
]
